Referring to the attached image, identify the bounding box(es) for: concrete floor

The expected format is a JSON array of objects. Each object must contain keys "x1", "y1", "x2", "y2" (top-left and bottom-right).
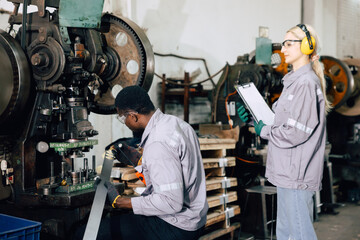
[
  {"x1": 235, "y1": 202, "x2": 360, "y2": 240},
  {"x1": 314, "y1": 202, "x2": 360, "y2": 240}
]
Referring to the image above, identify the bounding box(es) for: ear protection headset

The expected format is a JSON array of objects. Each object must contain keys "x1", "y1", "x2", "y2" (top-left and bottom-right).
[{"x1": 297, "y1": 24, "x2": 316, "y2": 55}]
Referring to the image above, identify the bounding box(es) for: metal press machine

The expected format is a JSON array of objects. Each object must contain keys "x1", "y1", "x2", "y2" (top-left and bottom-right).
[{"x1": 0, "y1": 0, "x2": 154, "y2": 238}]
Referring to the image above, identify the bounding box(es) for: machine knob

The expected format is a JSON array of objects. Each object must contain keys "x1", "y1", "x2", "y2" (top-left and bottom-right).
[
  {"x1": 91, "y1": 130, "x2": 99, "y2": 136},
  {"x1": 36, "y1": 141, "x2": 49, "y2": 153},
  {"x1": 80, "y1": 129, "x2": 98, "y2": 137},
  {"x1": 31, "y1": 52, "x2": 48, "y2": 67}
]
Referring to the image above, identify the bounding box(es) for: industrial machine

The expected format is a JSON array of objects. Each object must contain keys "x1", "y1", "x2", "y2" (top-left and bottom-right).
[
  {"x1": 212, "y1": 43, "x2": 286, "y2": 166},
  {"x1": 0, "y1": 0, "x2": 154, "y2": 238},
  {"x1": 324, "y1": 57, "x2": 360, "y2": 203}
]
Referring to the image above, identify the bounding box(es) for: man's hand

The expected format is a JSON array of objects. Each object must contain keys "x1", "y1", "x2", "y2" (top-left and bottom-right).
[
  {"x1": 236, "y1": 102, "x2": 250, "y2": 123},
  {"x1": 103, "y1": 148, "x2": 116, "y2": 160},
  {"x1": 104, "y1": 181, "x2": 121, "y2": 208},
  {"x1": 104, "y1": 181, "x2": 132, "y2": 209},
  {"x1": 254, "y1": 120, "x2": 265, "y2": 135},
  {"x1": 107, "y1": 142, "x2": 142, "y2": 167}
]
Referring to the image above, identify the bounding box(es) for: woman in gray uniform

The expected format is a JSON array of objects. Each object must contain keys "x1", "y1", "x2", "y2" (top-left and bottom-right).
[{"x1": 238, "y1": 24, "x2": 331, "y2": 240}]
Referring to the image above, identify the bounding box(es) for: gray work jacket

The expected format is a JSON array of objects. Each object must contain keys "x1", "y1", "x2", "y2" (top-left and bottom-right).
[
  {"x1": 131, "y1": 109, "x2": 208, "y2": 231},
  {"x1": 260, "y1": 63, "x2": 326, "y2": 191}
]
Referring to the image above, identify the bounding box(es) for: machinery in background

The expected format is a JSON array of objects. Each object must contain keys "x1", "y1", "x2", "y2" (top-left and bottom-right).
[
  {"x1": 324, "y1": 57, "x2": 360, "y2": 203},
  {"x1": 0, "y1": 0, "x2": 154, "y2": 238},
  {"x1": 212, "y1": 43, "x2": 286, "y2": 168}
]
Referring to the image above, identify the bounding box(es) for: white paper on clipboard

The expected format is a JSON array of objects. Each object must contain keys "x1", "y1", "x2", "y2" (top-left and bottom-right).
[{"x1": 235, "y1": 83, "x2": 275, "y2": 125}]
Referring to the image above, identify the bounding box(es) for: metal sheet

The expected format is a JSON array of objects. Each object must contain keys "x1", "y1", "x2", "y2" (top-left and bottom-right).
[{"x1": 83, "y1": 156, "x2": 113, "y2": 240}]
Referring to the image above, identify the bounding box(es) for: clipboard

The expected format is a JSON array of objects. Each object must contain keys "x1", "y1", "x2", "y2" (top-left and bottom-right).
[{"x1": 235, "y1": 83, "x2": 275, "y2": 125}]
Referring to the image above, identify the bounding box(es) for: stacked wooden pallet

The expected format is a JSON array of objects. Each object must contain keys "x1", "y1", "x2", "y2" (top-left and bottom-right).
[{"x1": 199, "y1": 138, "x2": 241, "y2": 240}]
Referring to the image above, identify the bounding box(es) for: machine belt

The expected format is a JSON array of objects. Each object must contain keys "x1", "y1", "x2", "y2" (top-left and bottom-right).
[{"x1": 83, "y1": 156, "x2": 114, "y2": 240}]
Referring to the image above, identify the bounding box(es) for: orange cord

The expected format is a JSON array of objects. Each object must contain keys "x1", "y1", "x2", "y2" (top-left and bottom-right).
[
  {"x1": 225, "y1": 90, "x2": 238, "y2": 129},
  {"x1": 236, "y1": 156, "x2": 259, "y2": 164}
]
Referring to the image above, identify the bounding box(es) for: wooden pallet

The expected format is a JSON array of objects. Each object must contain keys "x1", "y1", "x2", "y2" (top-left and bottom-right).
[
  {"x1": 206, "y1": 177, "x2": 238, "y2": 191},
  {"x1": 111, "y1": 167, "x2": 138, "y2": 181},
  {"x1": 207, "y1": 191, "x2": 237, "y2": 208},
  {"x1": 203, "y1": 157, "x2": 236, "y2": 169},
  {"x1": 199, "y1": 222, "x2": 241, "y2": 240},
  {"x1": 199, "y1": 138, "x2": 236, "y2": 151},
  {"x1": 205, "y1": 205, "x2": 241, "y2": 227},
  {"x1": 199, "y1": 137, "x2": 240, "y2": 239}
]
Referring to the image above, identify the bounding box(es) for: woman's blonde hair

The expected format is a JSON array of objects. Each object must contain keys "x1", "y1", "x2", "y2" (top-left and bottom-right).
[{"x1": 288, "y1": 24, "x2": 332, "y2": 114}]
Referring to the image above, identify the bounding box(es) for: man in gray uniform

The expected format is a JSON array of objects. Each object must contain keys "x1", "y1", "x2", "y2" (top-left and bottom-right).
[{"x1": 105, "y1": 85, "x2": 208, "y2": 240}]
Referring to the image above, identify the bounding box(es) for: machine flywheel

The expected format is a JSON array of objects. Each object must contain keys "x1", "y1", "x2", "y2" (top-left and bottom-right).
[
  {"x1": 89, "y1": 13, "x2": 155, "y2": 114},
  {"x1": 0, "y1": 29, "x2": 31, "y2": 129},
  {"x1": 320, "y1": 55, "x2": 354, "y2": 109}
]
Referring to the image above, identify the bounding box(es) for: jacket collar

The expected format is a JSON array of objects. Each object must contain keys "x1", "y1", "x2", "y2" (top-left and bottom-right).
[
  {"x1": 282, "y1": 63, "x2": 312, "y2": 89},
  {"x1": 140, "y1": 108, "x2": 163, "y2": 147}
]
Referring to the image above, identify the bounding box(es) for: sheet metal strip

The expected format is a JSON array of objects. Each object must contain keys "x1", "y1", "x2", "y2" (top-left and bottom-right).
[{"x1": 83, "y1": 156, "x2": 113, "y2": 240}]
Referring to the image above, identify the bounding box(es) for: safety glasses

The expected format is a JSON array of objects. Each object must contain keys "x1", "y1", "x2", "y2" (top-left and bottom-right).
[
  {"x1": 282, "y1": 39, "x2": 302, "y2": 48},
  {"x1": 116, "y1": 111, "x2": 137, "y2": 124}
]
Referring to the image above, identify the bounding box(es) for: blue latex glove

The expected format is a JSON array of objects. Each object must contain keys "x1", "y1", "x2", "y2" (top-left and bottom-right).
[
  {"x1": 254, "y1": 120, "x2": 265, "y2": 135},
  {"x1": 236, "y1": 102, "x2": 250, "y2": 123}
]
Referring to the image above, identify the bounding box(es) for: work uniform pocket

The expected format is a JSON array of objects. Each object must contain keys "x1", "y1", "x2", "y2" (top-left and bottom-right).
[
  {"x1": 274, "y1": 100, "x2": 290, "y2": 125},
  {"x1": 274, "y1": 148, "x2": 292, "y2": 178},
  {"x1": 289, "y1": 147, "x2": 302, "y2": 181}
]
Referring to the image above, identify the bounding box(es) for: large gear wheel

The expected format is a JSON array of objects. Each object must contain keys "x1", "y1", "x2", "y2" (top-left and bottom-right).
[
  {"x1": 100, "y1": 14, "x2": 154, "y2": 91},
  {"x1": 90, "y1": 13, "x2": 154, "y2": 114},
  {"x1": 320, "y1": 55, "x2": 354, "y2": 109},
  {"x1": 333, "y1": 58, "x2": 360, "y2": 116},
  {"x1": 0, "y1": 29, "x2": 31, "y2": 130}
]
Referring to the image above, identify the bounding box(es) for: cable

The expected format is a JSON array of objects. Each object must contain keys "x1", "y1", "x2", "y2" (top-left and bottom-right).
[
  {"x1": 236, "y1": 156, "x2": 259, "y2": 164},
  {"x1": 154, "y1": 52, "x2": 215, "y2": 87},
  {"x1": 154, "y1": 65, "x2": 225, "y2": 87}
]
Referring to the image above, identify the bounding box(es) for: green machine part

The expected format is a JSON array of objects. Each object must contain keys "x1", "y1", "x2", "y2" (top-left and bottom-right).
[
  {"x1": 59, "y1": 0, "x2": 104, "y2": 28},
  {"x1": 49, "y1": 139, "x2": 98, "y2": 153},
  {"x1": 59, "y1": 0, "x2": 104, "y2": 43},
  {"x1": 255, "y1": 37, "x2": 272, "y2": 65}
]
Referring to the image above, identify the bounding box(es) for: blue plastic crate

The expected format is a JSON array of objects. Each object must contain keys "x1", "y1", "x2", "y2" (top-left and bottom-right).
[{"x1": 0, "y1": 214, "x2": 41, "y2": 240}]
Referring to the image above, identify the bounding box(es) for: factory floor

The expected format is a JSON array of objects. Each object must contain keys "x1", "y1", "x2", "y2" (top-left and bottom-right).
[
  {"x1": 313, "y1": 202, "x2": 360, "y2": 240},
  {"x1": 233, "y1": 202, "x2": 360, "y2": 240}
]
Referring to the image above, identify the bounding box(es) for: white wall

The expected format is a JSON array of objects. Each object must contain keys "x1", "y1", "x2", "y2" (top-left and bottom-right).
[
  {"x1": 131, "y1": 0, "x2": 301, "y2": 103},
  {"x1": 303, "y1": 0, "x2": 338, "y2": 57},
  {"x1": 336, "y1": 0, "x2": 360, "y2": 59}
]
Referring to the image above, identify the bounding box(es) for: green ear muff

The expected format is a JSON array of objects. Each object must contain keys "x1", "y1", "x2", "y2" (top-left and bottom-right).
[
  {"x1": 297, "y1": 24, "x2": 316, "y2": 55},
  {"x1": 301, "y1": 35, "x2": 316, "y2": 55}
]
